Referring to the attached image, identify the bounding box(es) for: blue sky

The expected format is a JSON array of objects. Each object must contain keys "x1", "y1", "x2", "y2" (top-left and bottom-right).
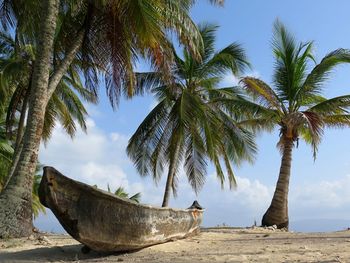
[{"x1": 36, "y1": 1, "x2": 350, "y2": 232}]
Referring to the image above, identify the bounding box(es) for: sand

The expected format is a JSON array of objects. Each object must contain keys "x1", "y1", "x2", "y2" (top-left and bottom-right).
[{"x1": 1, "y1": 227, "x2": 350, "y2": 262}]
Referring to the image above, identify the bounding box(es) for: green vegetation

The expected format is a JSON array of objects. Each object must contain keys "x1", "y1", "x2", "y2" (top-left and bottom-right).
[
  {"x1": 0, "y1": 0, "x2": 216, "y2": 237},
  {"x1": 1, "y1": 0, "x2": 350, "y2": 239},
  {"x1": 108, "y1": 185, "x2": 141, "y2": 203},
  {"x1": 93, "y1": 184, "x2": 141, "y2": 203},
  {"x1": 240, "y1": 21, "x2": 350, "y2": 229},
  {"x1": 127, "y1": 24, "x2": 256, "y2": 207}
]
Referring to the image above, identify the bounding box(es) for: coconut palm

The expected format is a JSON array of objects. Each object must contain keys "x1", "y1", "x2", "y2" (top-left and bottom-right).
[
  {"x1": 107, "y1": 185, "x2": 141, "y2": 203},
  {"x1": 127, "y1": 24, "x2": 256, "y2": 207},
  {"x1": 0, "y1": 30, "x2": 97, "y2": 141},
  {"x1": 0, "y1": 29, "x2": 97, "y2": 188},
  {"x1": 240, "y1": 21, "x2": 350, "y2": 229},
  {"x1": 0, "y1": 0, "x2": 219, "y2": 238}
]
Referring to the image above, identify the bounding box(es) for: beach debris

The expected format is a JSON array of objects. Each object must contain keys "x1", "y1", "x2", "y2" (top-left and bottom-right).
[
  {"x1": 27, "y1": 235, "x2": 35, "y2": 241},
  {"x1": 37, "y1": 235, "x2": 52, "y2": 245},
  {"x1": 266, "y1": 225, "x2": 277, "y2": 231}
]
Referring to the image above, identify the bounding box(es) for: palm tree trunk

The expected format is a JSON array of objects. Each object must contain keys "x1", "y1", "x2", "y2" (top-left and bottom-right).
[
  {"x1": 162, "y1": 166, "x2": 175, "y2": 207},
  {"x1": 262, "y1": 137, "x2": 294, "y2": 229},
  {"x1": 4, "y1": 88, "x2": 30, "y2": 187},
  {"x1": 0, "y1": 0, "x2": 59, "y2": 238},
  {"x1": 14, "y1": 91, "x2": 29, "y2": 153},
  {"x1": 161, "y1": 144, "x2": 180, "y2": 207}
]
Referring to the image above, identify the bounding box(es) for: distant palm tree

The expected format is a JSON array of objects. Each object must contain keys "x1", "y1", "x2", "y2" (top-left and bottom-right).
[
  {"x1": 128, "y1": 24, "x2": 256, "y2": 207},
  {"x1": 108, "y1": 185, "x2": 141, "y2": 203},
  {"x1": 240, "y1": 21, "x2": 350, "y2": 229},
  {"x1": 94, "y1": 184, "x2": 141, "y2": 203}
]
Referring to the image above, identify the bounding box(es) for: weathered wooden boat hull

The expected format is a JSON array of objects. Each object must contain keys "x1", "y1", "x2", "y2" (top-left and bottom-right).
[{"x1": 38, "y1": 167, "x2": 203, "y2": 252}]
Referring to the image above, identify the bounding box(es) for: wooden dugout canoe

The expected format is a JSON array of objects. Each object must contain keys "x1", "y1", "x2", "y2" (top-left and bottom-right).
[{"x1": 38, "y1": 166, "x2": 204, "y2": 252}]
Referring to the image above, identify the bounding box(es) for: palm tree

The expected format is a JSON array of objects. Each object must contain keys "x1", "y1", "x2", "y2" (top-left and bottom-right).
[
  {"x1": 0, "y1": 0, "x2": 220, "y2": 238},
  {"x1": 107, "y1": 185, "x2": 141, "y2": 203},
  {"x1": 0, "y1": 29, "x2": 97, "y2": 187},
  {"x1": 240, "y1": 21, "x2": 350, "y2": 229},
  {"x1": 127, "y1": 24, "x2": 255, "y2": 207}
]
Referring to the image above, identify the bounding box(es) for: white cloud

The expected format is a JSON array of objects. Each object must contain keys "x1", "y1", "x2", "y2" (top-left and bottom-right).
[
  {"x1": 203, "y1": 173, "x2": 272, "y2": 210},
  {"x1": 233, "y1": 176, "x2": 272, "y2": 209},
  {"x1": 221, "y1": 70, "x2": 261, "y2": 87},
  {"x1": 39, "y1": 119, "x2": 137, "y2": 193},
  {"x1": 78, "y1": 162, "x2": 129, "y2": 190},
  {"x1": 291, "y1": 175, "x2": 350, "y2": 210}
]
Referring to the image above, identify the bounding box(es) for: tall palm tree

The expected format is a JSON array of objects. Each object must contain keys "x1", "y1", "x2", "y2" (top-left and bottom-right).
[
  {"x1": 240, "y1": 21, "x2": 350, "y2": 229},
  {"x1": 0, "y1": 0, "x2": 220, "y2": 238},
  {"x1": 127, "y1": 24, "x2": 256, "y2": 207}
]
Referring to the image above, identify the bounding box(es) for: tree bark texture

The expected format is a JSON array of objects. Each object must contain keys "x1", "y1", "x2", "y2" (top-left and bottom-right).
[
  {"x1": 161, "y1": 144, "x2": 180, "y2": 207},
  {"x1": 5, "y1": 88, "x2": 30, "y2": 187},
  {"x1": 261, "y1": 137, "x2": 294, "y2": 229},
  {"x1": 0, "y1": 0, "x2": 59, "y2": 238}
]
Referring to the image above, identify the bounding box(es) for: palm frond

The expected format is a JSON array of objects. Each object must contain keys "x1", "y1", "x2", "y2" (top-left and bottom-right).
[
  {"x1": 132, "y1": 72, "x2": 164, "y2": 97},
  {"x1": 308, "y1": 95, "x2": 350, "y2": 115},
  {"x1": 301, "y1": 111, "x2": 324, "y2": 159},
  {"x1": 184, "y1": 128, "x2": 207, "y2": 194},
  {"x1": 114, "y1": 186, "x2": 129, "y2": 198},
  {"x1": 129, "y1": 192, "x2": 141, "y2": 203},
  {"x1": 322, "y1": 114, "x2": 350, "y2": 128},
  {"x1": 240, "y1": 77, "x2": 284, "y2": 112},
  {"x1": 301, "y1": 49, "x2": 350, "y2": 98}
]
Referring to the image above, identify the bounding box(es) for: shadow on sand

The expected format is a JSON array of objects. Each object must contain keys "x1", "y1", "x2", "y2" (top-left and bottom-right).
[{"x1": 0, "y1": 244, "x2": 126, "y2": 262}]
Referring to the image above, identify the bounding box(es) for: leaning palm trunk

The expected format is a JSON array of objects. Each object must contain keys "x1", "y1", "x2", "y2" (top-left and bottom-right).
[
  {"x1": 0, "y1": 0, "x2": 59, "y2": 238},
  {"x1": 162, "y1": 166, "x2": 176, "y2": 207},
  {"x1": 161, "y1": 144, "x2": 180, "y2": 207},
  {"x1": 14, "y1": 89, "x2": 29, "y2": 153},
  {"x1": 262, "y1": 137, "x2": 294, "y2": 229},
  {"x1": 5, "y1": 91, "x2": 29, "y2": 187}
]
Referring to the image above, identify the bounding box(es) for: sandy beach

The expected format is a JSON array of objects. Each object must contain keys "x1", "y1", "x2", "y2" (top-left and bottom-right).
[{"x1": 1, "y1": 227, "x2": 350, "y2": 262}]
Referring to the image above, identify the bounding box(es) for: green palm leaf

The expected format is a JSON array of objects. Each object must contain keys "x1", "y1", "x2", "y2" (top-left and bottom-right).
[{"x1": 127, "y1": 23, "x2": 255, "y2": 206}]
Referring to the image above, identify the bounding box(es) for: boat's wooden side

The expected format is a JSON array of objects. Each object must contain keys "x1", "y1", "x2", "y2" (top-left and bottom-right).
[{"x1": 38, "y1": 167, "x2": 203, "y2": 252}]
